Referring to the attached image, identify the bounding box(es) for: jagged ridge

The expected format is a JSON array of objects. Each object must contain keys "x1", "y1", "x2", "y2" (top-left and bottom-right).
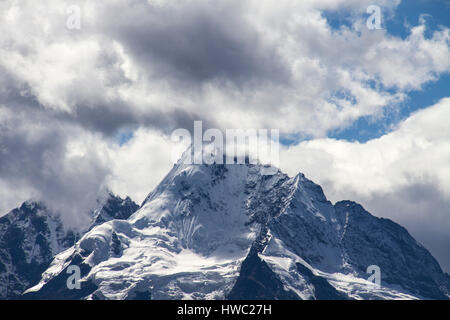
[{"x1": 20, "y1": 159, "x2": 450, "y2": 300}]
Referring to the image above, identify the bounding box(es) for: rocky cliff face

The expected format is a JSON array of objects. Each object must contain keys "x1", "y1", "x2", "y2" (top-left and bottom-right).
[
  {"x1": 0, "y1": 201, "x2": 78, "y2": 299},
  {"x1": 333, "y1": 201, "x2": 449, "y2": 299},
  {"x1": 90, "y1": 193, "x2": 139, "y2": 227}
]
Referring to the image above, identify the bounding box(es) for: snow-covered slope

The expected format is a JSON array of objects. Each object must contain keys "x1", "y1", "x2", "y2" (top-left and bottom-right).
[
  {"x1": 0, "y1": 194, "x2": 138, "y2": 299},
  {"x1": 23, "y1": 156, "x2": 450, "y2": 300}
]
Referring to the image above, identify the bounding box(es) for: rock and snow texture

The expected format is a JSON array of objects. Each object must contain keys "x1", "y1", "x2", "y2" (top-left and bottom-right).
[
  {"x1": 90, "y1": 193, "x2": 139, "y2": 227},
  {"x1": 21, "y1": 158, "x2": 450, "y2": 300},
  {"x1": 0, "y1": 201, "x2": 78, "y2": 299},
  {"x1": 0, "y1": 194, "x2": 138, "y2": 299}
]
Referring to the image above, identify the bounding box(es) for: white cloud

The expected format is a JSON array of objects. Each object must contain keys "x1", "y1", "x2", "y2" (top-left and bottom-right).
[
  {"x1": 106, "y1": 129, "x2": 175, "y2": 205},
  {"x1": 0, "y1": 0, "x2": 448, "y2": 137},
  {"x1": 280, "y1": 97, "x2": 450, "y2": 199},
  {"x1": 280, "y1": 97, "x2": 450, "y2": 271}
]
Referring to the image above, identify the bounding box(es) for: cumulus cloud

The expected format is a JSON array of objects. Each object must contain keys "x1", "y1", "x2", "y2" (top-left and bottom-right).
[
  {"x1": 1, "y1": 0, "x2": 448, "y2": 137},
  {"x1": 106, "y1": 128, "x2": 175, "y2": 205},
  {"x1": 280, "y1": 98, "x2": 450, "y2": 272},
  {"x1": 0, "y1": 106, "x2": 111, "y2": 229},
  {"x1": 280, "y1": 98, "x2": 450, "y2": 198}
]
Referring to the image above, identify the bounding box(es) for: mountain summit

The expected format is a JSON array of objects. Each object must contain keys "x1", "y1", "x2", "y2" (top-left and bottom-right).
[{"x1": 23, "y1": 158, "x2": 450, "y2": 300}]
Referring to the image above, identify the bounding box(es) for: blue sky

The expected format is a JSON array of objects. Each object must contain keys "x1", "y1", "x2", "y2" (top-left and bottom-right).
[
  {"x1": 325, "y1": 0, "x2": 450, "y2": 142},
  {"x1": 117, "y1": 129, "x2": 135, "y2": 146}
]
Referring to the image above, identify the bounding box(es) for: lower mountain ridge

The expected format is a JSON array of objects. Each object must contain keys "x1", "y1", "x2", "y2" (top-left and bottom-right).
[
  {"x1": 0, "y1": 193, "x2": 138, "y2": 299},
  {"x1": 17, "y1": 158, "x2": 450, "y2": 300}
]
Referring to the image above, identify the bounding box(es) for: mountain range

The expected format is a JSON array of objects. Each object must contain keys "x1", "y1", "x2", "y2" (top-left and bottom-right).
[{"x1": 1, "y1": 152, "x2": 449, "y2": 300}]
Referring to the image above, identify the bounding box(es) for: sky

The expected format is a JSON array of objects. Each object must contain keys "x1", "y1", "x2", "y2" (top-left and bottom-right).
[{"x1": 0, "y1": 0, "x2": 449, "y2": 271}]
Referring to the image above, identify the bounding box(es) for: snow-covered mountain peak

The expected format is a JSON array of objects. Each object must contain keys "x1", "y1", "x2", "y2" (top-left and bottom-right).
[
  {"x1": 91, "y1": 192, "x2": 139, "y2": 227},
  {"x1": 22, "y1": 159, "x2": 450, "y2": 300}
]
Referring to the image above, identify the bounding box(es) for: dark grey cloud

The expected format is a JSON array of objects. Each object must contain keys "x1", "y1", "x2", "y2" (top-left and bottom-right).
[
  {"x1": 0, "y1": 66, "x2": 38, "y2": 110},
  {"x1": 58, "y1": 102, "x2": 217, "y2": 137},
  {"x1": 83, "y1": 103, "x2": 218, "y2": 139},
  {"x1": 100, "y1": 1, "x2": 290, "y2": 88},
  {"x1": 0, "y1": 45, "x2": 217, "y2": 139},
  {"x1": 0, "y1": 108, "x2": 109, "y2": 228},
  {"x1": 0, "y1": 67, "x2": 214, "y2": 139}
]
